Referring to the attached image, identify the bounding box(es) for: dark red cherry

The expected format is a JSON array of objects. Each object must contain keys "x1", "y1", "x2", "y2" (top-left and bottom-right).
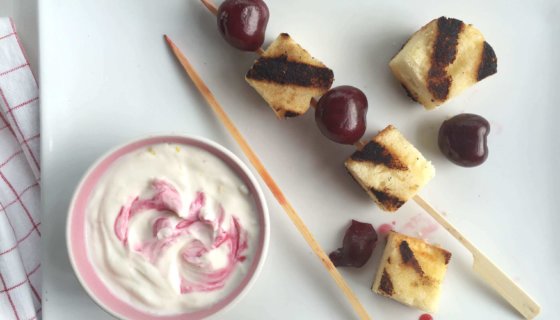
[
  {"x1": 438, "y1": 113, "x2": 490, "y2": 167},
  {"x1": 329, "y1": 220, "x2": 377, "y2": 268},
  {"x1": 315, "y1": 86, "x2": 368, "y2": 145},
  {"x1": 217, "y1": 0, "x2": 269, "y2": 51}
]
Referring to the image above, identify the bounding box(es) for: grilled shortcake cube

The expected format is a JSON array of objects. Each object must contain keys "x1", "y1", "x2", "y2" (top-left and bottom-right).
[
  {"x1": 390, "y1": 17, "x2": 498, "y2": 109},
  {"x1": 246, "y1": 33, "x2": 334, "y2": 118},
  {"x1": 372, "y1": 231, "x2": 451, "y2": 312},
  {"x1": 345, "y1": 125, "x2": 434, "y2": 212}
]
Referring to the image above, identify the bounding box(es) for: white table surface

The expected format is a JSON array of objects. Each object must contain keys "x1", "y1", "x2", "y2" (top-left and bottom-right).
[{"x1": 13, "y1": 0, "x2": 560, "y2": 319}]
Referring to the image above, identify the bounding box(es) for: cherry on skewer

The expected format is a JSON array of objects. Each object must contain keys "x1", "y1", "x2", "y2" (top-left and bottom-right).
[
  {"x1": 315, "y1": 86, "x2": 368, "y2": 145},
  {"x1": 217, "y1": 0, "x2": 269, "y2": 52}
]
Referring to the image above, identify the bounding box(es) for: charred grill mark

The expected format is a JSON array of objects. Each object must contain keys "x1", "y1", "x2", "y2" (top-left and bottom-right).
[
  {"x1": 427, "y1": 17, "x2": 464, "y2": 101},
  {"x1": 399, "y1": 240, "x2": 424, "y2": 276},
  {"x1": 370, "y1": 188, "x2": 405, "y2": 210},
  {"x1": 246, "y1": 55, "x2": 334, "y2": 89},
  {"x1": 351, "y1": 141, "x2": 408, "y2": 170},
  {"x1": 401, "y1": 84, "x2": 419, "y2": 102},
  {"x1": 433, "y1": 17, "x2": 464, "y2": 65},
  {"x1": 443, "y1": 250, "x2": 452, "y2": 265},
  {"x1": 477, "y1": 41, "x2": 498, "y2": 81},
  {"x1": 284, "y1": 111, "x2": 300, "y2": 118},
  {"x1": 379, "y1": 269, "x2": 394, "y2": 296}
]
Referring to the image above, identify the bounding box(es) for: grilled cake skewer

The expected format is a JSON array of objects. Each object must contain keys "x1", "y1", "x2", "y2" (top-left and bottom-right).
[
  {"x1": 164, "y1": 35, "x2": 371, "y2": 320},
  {"x1": 197, "y1": 1, "x2": 540, "y2": 318},
  {"x1": 347, "y1": 126, "x2": 538, "y2": 318}
]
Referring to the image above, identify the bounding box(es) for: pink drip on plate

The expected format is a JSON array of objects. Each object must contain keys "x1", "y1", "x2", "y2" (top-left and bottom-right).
[
  {"x1": 402, "y1": 213, "x2": 438, "y2": 238},
  {"x1": 377, "y1": 223, "x2": 393, "y2": 236},
  {"x1": 113, "y1": 179, "x2": 248, "y2": 294}
]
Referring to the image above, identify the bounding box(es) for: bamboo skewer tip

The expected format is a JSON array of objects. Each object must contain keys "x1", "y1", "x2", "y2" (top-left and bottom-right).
[
  {"x1": 201, "y1": 0, "x2": 219, "y2": 14},
  {"x1": 412, "y1": 195, "x2": 540, "y2": 319},
  {"x1": 163, "y1": 34, "x2": 171, "y2": 46}
]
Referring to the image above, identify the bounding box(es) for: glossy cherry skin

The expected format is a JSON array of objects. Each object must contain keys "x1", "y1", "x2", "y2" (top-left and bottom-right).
[
  {"x1": 315, "y1": 86, "x2": 368, "y2": 145},
  {"x1": 217, "y1": 0, "x2": 269, "y2": 51},
  {"x1": 438, "y1": 113, "x2": 490, "y2": 167},
  {"x1": 329, "y1": 220, "x2": 378, "y2": 268}
]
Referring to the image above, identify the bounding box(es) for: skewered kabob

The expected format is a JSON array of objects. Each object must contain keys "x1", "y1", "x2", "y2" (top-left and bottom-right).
[{"x1": 176, "y1": 0, "x2": 539, "y2": 318}]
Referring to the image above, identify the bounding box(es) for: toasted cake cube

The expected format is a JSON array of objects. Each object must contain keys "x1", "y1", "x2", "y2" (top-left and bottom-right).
[
  {"x1": 245, "y1": 33, "x2": 334, "y2": 118},
  {"x1": 390, "y1": 17, "x2": 497, "y2": 109},
  {"x1": 372, "y1": 231, "x2": 451, "y2": 312},
  {"x1": 345, "y1": 125, "x2": 435, "y2": 212}
]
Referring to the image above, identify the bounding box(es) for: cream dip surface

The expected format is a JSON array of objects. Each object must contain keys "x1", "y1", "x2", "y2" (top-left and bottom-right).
[{"x1": 85, "y1": 143, "x2": 260, "y2": 315}]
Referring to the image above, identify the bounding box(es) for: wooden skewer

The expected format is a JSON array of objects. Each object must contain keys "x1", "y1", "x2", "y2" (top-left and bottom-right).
[
  {"x1": 200, "y1": 0, "x2": 218, "y2": 14},
  {"x1": 164, "y1": 35, "x2": 371, "y2": 320},
  {"x1": 198, "y1": 1, "x2": 541, "y2": 318},
  {"x1": 412, "y1": 196, "x2": 540, "y2": 319}
]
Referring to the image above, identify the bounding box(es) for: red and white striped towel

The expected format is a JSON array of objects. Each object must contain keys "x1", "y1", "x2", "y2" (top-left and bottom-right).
[{"x1": 0, "y1": 18, "x2": 42, "y2": 320}]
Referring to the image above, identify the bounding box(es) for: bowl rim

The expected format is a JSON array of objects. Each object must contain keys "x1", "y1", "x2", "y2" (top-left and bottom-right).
[{"x1": 66, "y1": 134, "x2": 270, "y2": 320}]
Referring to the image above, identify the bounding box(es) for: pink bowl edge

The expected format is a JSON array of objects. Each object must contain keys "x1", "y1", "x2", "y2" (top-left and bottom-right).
[{"x1": 66, "y1": 135, "x2": 270, "y2": 320}]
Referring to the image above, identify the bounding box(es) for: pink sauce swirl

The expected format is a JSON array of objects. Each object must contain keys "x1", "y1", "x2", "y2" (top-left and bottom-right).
[{"x1": 113, "y1": 179, "x2": 248, "y2": 294}]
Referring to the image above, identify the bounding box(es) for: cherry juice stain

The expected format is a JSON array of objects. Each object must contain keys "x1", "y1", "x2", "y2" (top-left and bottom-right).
[
  {"x1": 419, "y1": 314, "x2": 433, "y2": 320},
  {"x1": 377, "y1": 223, "x2": 393, "y2": 235},
  {"x1": 402, "y1": 213, "x2": 438, "y2": 238}
]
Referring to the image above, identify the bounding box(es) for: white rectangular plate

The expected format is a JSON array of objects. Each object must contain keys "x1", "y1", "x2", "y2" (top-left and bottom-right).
[{"x1": 40, "y1": 0, "x2": 559, "y2": 319}]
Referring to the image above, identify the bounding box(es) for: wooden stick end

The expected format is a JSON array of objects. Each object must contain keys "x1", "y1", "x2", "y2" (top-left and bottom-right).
[
  {"x1": 201, "y1": 0, "x2": 219, "y2": 15},
  {"x1": 163, "y1": 34, "x2": 173, "y2": 46}
]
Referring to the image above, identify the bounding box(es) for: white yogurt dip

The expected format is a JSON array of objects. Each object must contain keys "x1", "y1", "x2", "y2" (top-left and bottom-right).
[{"x1": 85, "y1": 143, "x2": 260, "y2": 314}]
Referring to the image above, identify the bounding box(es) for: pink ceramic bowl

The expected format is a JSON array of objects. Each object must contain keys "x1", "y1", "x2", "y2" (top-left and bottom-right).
[{"x1": 67, "y1": 135, "x2": 270, "y2": 320}]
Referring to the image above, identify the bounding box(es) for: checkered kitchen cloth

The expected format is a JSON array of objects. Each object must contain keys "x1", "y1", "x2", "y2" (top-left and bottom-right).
[{"x1": 0, "y1": 18, "x2": 42, "y2": 320}]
